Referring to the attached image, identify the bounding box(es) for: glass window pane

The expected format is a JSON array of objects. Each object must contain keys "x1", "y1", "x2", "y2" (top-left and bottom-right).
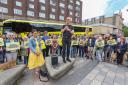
[{"x1": 16, "y1": 1, "x2": 22, "y2": 7}]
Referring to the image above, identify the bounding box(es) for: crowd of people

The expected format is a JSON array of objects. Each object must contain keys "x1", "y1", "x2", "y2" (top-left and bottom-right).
[
  {"x1": 0, "y1": 17, "x2": 128, "y2": 77},
  {"x1": 0, "y1": 31, "x2": 128, "y2": 65}
]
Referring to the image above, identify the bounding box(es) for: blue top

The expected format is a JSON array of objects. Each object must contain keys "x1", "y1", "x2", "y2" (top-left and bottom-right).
[
  {"x1": 117, "y1": 43, "x2": 127, "y2": 53},
  {"x1": 42, "y1": 36, "x2": 50, "y2": 41}
]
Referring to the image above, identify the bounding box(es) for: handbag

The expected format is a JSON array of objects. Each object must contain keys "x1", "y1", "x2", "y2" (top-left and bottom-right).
[{"x1": 39, "y1": 64, "x2": 49, "y2": 82}]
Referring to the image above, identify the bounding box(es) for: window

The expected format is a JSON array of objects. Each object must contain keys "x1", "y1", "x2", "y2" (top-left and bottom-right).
[
  {"x1": 50, "y1": 14, "x2": 55, "y2": 19},
  {"x1": 76, "y1": 1, "x2": 80, "y2": 5},
  {"x1": 27, "y1": 11, "x2": 34, "y2": 16},
  {"x1": 0, "y1": 7, "x2": 8, "y2": 13},
  {"x1": 29, "y1": 4, "x2": 34, "y2": 9},
  {"x1": 59, "y1": 15, "x2": 64, "y2": 20},
  {"x1": 14, "y1": 9, "x2": 22, "y2": 15},
  {"x1": 39, "y1": 12, "x2": 45, "y2": 18},
  {"x1": 70, "y1": 0, "x2": 73, "y2": 3},
  {"x1": 75, "y1": 12, "x2": 79, "y2": 16},
  {"x1": 39, "y1": 0, "x2": 45, "y2": 3},
  {"x1": 51, "y1": 8, "x2": 55, "y2": 12},
  {"x1": 60, "y1": 3, "x2": 65, "y2": 8},
  {"x1": 0, "y1": 0, "x2": 7, "y2": 4},
  {"x1": 29, "y1": 0, "x2": 34, "y2": 2},
  {"x1": 69, "y1": 11, "x2": 73, "y2": 15},
  {"x1": 75, "y1": 18, "x2": 79, "y2": 22},
  {"x1": 16, "y1": 1, "x2": 22, "y2": 7},
  {"x1": 68, "y1": 4, "x2": 73, "y2": 9},
  {"x1": 41, "y1": 6, "x2": 45, "y2": 10},
  {"x1": 50, "y1": 0, "x2": 55, "y2": 6},
  {"x1": 60, "y1": 9, "x2": 64, "y2": 14},
  {"x1": 76, "y1": 6, "x2": 80, "y2": 11}
]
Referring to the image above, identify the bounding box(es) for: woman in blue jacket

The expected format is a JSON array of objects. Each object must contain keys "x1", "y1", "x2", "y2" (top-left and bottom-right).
[{"x1": 28, "y1": 29, "x2": 45, "y2": 76}]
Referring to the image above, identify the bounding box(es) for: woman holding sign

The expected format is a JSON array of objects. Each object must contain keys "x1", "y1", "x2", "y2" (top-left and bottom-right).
[
  {"x1": 28, "y1": 29, "x2": 45, "y2": 76},
  {"x1": 5, "y1": 33, "x2": 20, "y2": 66},
  {"x1": 95, "y1": 36, "x2": 105, "y2": 62}
]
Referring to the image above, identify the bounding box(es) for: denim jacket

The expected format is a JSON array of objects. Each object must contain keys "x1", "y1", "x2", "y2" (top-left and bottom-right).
[{"x1": 29, "y1": 37, "x2": 41, "y2": 54}]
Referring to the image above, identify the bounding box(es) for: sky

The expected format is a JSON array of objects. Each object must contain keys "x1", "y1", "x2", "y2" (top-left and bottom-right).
[{"x1": 81, "y1": 0, "x2": 128, "y2": 25}]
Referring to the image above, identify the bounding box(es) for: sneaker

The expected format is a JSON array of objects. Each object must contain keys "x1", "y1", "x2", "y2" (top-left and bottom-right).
[
  {"x1": 63, "y1": 59, "x2": 66, "y2": 63},
  {"x1": 67, "y1": 59, "x2": 72, "y2": 62}
]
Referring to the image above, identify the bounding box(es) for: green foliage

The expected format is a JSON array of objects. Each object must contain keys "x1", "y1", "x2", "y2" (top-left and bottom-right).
[{"x1": 122, "y1": 26, "x2": 128, "y2": 37}]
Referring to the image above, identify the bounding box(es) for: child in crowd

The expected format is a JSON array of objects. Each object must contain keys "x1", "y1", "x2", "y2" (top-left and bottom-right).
[{"x1": 51, "y1": 35, "x2": 58, "y2": 55}]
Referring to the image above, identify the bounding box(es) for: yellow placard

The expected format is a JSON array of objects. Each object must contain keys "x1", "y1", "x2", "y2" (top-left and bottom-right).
[
  {"x1": 96, "y1": 40, "x2": 104, "y2": 48},
  {"x1": 45, "y1": 39, "x2": 52, "y2": 45},
  {"x1": 40, "y1": 40, "x2": 46, "y2": 49},
  {"x1": 58, "y1": 38, "x2": 62, "y2": 46},
  {"x1": 72, "y1": 40, "x2": 78, "y2": 45},
  {"x1": 107, "y1": 39, "x2": 117, "y2": 45},
  {"x1": 0, "y1": 38, "x2": 4, "y2": 46},
  {"x1": 24, "y1": 41, "x2": 29, "y2": 48},
  {"x1": 6, "y1": 42, "x2": 20, "y2": 51},
  {"x1": 79, "y1": 40, "x2": 85, "y2": 46}
]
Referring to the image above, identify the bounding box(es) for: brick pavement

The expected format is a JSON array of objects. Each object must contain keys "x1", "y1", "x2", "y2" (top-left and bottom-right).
[{"x1": 79, "y1": 62, "x2": 128, "y2": 85}]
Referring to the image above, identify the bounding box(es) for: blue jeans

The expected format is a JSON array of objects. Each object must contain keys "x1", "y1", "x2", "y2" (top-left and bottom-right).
[
  {"x1": 79, "y1": 46, "x2": 84, "y2": 58},
  {"x1": 71, "y1": 46, "x2": 77, "y2": 58},
  {"x1": 24, "y1": 56, "x2": 28, "y2": 65}
]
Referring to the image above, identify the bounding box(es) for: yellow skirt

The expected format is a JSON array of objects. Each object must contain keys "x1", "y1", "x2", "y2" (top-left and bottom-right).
[{"x1": 28, "y1": 50, "x2": 45, "y2": 70}]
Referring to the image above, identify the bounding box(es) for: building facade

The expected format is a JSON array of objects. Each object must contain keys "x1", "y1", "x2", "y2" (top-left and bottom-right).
[
  {"x1": 0, "y1": 0, "x2": 82, "y2": 23},
  {"x1": 84, "y1": 14, "x2": 124, "y2": 30}
]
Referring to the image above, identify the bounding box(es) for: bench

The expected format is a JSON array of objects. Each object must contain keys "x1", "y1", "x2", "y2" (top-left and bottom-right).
[{"x1": 0, "y1": 64, "x2": 26, "y2": 85}]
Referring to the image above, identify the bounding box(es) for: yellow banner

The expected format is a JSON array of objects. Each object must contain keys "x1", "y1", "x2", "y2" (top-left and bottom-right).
[{"x1": 6, "y1": 42, "x2": 20, "y2": 51}]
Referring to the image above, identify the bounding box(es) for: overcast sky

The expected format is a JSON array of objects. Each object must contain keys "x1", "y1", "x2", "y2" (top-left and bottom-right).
[{"x1": 81, "y1": 0, "x2": 128, "y2": 25}]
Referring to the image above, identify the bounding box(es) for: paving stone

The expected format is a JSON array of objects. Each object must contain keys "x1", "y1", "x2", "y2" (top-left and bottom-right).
[
  {"x1": 101, "y1": 82, "x2": 110, "y2": 85},
  {"x1": 79, "y1": 78, "x2": 91, "y2": 85},
  {"x1": 98, "y1": 70, "x2": 107, "y2": 76},
  {"x1": 107, "y1": 71, "x2": 116, "y2": 78},
  {"x1": 91, "y1": 69, "x2": 100, "y2": 74},
  {"x1": 103, "y1": 76, "x2": 114, "y2": 85},
  {"x1": 125, "y1": 78, "x2": 128, "y2": 85},
  {"x1": 90, "y1": 79, "x2": 102, "y2": 85},
  {"x1": 125, "y1": 72, "x2": 128, "y2": 77},
  {"x1": 116, "y1": 73, "x2": 125, "y2": 79},
  {"x1": 113, "y1": 83, "x2": 120, "y2": 85},
  {"x1": 114, "y1": 77, "x2": 125, "y2": 85},
  {"x1": 97, "y1": 64, "x2": 104, "y2": 68},
  {"x1": 86, "y1": 72, "x2": 97, "y2": 80},
  {"x1": 95, "y1": 74, "x2": 105, "y2": 82},
  {"x1": 101, "y1": 67, "x2": 109, "y2": 73}
]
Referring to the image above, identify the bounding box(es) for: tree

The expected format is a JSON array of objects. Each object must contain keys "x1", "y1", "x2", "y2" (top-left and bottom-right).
[{"x1": 122, "y1": 26, "x2": 128, "y2": 37}]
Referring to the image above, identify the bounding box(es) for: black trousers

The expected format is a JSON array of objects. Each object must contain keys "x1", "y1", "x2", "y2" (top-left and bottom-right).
[
  {"x1": 46, "y1": 45, "x2": 51, "y2": 56},
  {"x1": 62, "y1": 39, "x2": 71, "y2": 60},
  {"x1": 117, "y1": 51, "x2": 125, "y2": 64}
]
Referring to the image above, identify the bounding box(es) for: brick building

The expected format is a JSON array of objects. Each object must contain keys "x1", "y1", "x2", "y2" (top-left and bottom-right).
[
  {"x1": 0, "y1": 0, "x2": 82, "y2": 23},
  {"x1": 84, "y1": 14, "x2": 123, "y2": 30}
]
